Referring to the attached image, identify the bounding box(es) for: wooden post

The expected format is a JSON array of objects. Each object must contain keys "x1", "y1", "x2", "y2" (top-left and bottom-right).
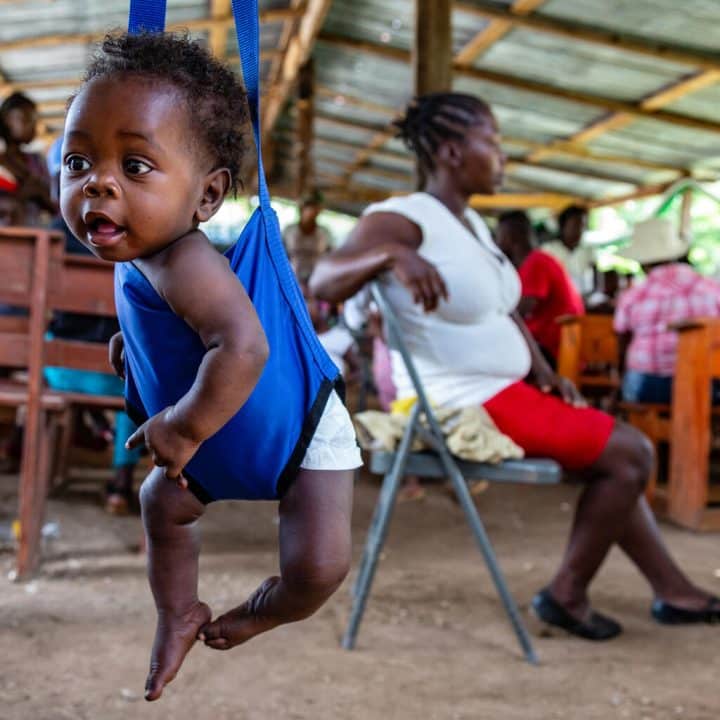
[
  {"x1": 413, "y1": 0, "x2": 452, "y2": 97},
  {"x1": 295, "y1": 58, "x2": 315, "y2": 199},
  {"x1": 412, "y1": 0, "x2": 452, "y2": 186},
  {"x1": 668, "y1": 323, "x2": 711, "y2": 529}
]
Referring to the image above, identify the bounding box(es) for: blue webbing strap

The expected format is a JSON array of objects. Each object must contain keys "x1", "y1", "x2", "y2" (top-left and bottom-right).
[
  {"x1": 127, "y1": 0, "x2": 270, "y2": 210},
  {"x1": 127, "y1": 0, "x2": 166, "y2": 34},
  {"x1": 230, "y1": 0, "x2": 271, "y2": 209}
]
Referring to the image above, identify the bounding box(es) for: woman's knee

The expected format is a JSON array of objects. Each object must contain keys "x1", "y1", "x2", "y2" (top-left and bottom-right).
[{"x1": 596, "y1": 421, "x2": 654, "y2": 494}]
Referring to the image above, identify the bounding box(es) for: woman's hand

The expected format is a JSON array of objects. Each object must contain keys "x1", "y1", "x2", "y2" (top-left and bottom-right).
[
  {"x1": 391, "y1": 244, "x2": 448, "y2": 312},
  {"x1": 108, "y1": 332, "x2": 125, "y2": 379},
  {"x1": 125, "y1": 407, "x2": 201, "y2": 486},
  {"x1": 534, "y1": 367, "x2": 587, "y2": 407}
]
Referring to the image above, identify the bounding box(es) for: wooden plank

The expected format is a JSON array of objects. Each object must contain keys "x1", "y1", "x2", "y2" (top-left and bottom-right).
[
  {"x1": 414, "y1": 0, "x2": 452, "y2": 96},
  {"x1": 262, "y1": 0, "x2": 333, "y2": 138},
  {"x1": 318, "y1": 34, "x2": 720, "y2": 136},
  {"x1": 458, "y1": 1, "x2": 720, "y2": 74}
]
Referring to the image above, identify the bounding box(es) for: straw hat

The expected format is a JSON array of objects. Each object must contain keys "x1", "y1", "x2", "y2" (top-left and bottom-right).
[{"x1": 620, "y1": 217, "x2": 689, "y2": 265}]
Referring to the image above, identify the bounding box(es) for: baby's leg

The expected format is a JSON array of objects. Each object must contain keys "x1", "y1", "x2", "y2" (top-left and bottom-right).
[
  {"x1": 200, "y1": 468, "x2": 353, "y2": 650},
  {"x1": 140, "y1": 467, "x2": 211, "y2": 701}
]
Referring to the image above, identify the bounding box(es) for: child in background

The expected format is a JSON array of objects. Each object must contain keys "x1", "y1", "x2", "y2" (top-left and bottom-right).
[{"x1": 60, "y1": 32, "x2": 360, "y2": 701}]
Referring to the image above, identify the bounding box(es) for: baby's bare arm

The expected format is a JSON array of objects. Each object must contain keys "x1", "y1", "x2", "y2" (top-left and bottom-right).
[{"x1": 138, "y1": 231, "x2": 269, "y2": 444}]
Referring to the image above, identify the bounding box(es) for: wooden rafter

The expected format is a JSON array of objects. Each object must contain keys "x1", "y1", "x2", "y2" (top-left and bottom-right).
[
  {"x1": 267, "y1": 0, "x2": 304, "y2": 97},
  {"x1": 470, "y1": 191, "x2": 580, "y2": 211},
  {"x1": 262, "y1": 0, "x2": 333, "y2": 138},
  {"x1": 314, "y1": 87, "x2": 683, "y2": 175},
  {"x1": 312, "y1": 113, "x2": 684, "y2": 192},
  {"x1": 589, "y1": 180, "x2": 678, "y2": 208},
  {"x1": 0, "y1": 9, "x2": 299, "y2": 54},
  {"x1": 455, "y1": 0, "x2": 546, "y2": 68},
  {"x1": 529, "y1": 70, "x2": 720, "y2": 164},
  {"x1": 458, "y1": 1, "x2": 720, "y2": 74},
  {"x1": 317, "y1": 33, "x2": 720, "y2": 136},
  {"x1": 209, "y1": 0, "x2": 232, "y2": 59}
]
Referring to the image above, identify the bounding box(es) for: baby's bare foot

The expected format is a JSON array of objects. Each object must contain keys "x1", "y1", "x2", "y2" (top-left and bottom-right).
[
  {"x1": 199, "y1": 577, "x2": 279, "y2": 650},
  {"x1": 145, "y1": 601, "x2": 211, "y2": 701}
]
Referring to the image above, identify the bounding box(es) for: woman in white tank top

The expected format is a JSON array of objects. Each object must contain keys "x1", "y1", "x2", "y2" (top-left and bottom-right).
[{"x1": 311, "y1": 93, "x2": 720, "y2": 639}]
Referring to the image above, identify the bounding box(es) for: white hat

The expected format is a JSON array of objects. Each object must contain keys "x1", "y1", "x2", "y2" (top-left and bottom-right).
[{"x1": 619, "y1": 217, "x2": 689, "y2": 265}]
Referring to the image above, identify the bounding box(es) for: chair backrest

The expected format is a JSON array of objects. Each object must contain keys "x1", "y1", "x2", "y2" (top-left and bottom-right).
[
  {"x1": 369, "y1": 282, "x2": 434, "y2": 415},
  {"x1": 556, "y1": 314, "x2": 619, "y2": 388}
]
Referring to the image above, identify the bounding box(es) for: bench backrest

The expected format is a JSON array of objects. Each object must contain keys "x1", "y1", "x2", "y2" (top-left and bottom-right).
[
  {"x1": 0, "y1": 227, "x2": 116, "y2": 378},
  {"x1": 556, "y1": 314, "x2": 619, "y2": 388}
]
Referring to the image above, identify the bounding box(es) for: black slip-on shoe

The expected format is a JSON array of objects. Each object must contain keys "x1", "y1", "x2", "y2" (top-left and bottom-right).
[
  {"x1": 651, "y1": 596, "x2": 720, "y2": 625},
  {"x1": 531, "y1": 589, "x2": 623, "y2": 641}
]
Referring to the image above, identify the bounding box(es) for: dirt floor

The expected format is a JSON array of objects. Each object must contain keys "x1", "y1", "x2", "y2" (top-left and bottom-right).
[{"x1": 2, "y1": 468, "x2": 720, "y2": 720}]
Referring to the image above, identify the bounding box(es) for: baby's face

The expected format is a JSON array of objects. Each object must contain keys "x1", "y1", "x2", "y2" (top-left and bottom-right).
[{"x1": 60, "y1": 76, "x2": 208, "y2": 262}]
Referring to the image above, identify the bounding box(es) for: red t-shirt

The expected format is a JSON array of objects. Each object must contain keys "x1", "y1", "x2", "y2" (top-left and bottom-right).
[{"x1": 519, "y1": 249, "x2": 584, "y2": 357}]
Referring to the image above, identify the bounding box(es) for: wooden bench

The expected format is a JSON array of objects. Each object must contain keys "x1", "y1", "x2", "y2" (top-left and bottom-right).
[
  {"x1": 0, "y1": 227, "x2": 120, "y2": 579},
  {"x1": 556, "y1": 313, "x2": 720, "y2": 530}
]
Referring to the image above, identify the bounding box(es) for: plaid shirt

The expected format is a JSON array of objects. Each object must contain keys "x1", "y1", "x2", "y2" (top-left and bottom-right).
[{"x1": 614, "y1": 263, "x2": 720, "y2": 375}]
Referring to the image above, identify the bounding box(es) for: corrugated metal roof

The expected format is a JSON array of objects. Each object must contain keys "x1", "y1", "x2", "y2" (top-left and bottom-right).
[
  {"x1": 536, "y1": 0, "x2": 720, "y2": 55},
  {"x1": 1, "y1": 0, "x2": 719, "y2": 212},
  {"x1": 474, "y1": 28, "x2": 695, "y2": 102}
]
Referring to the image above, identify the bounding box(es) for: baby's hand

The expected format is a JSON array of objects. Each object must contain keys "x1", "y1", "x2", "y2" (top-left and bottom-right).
[{"x1": 126, "y1": 408, "x2": 201, "y2": 487}]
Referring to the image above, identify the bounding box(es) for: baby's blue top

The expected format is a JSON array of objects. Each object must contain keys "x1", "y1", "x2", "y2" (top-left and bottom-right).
[{"x1": 115, "y1": 208, "x2": 341, "y2": 502}]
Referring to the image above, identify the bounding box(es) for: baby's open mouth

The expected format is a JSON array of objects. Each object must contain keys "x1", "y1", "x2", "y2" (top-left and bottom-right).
[{"x1": 86, "y1": 216, "x2": 126, "y2": 247}]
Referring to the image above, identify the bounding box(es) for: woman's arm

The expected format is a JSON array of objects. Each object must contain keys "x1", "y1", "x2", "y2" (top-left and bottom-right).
[
  {"x1": 126, "y1": 232, "x2": 269, "y2": 480},
  {"x1": 511, "y1": 310, "x2": 586, "y2": 407},
  {"x1": 309, "y1": 211, "x2": 448, "y2": 312}
]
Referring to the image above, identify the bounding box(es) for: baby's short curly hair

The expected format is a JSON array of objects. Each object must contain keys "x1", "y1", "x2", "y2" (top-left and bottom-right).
[{"x1": 82, "y1": 32, "x2": 248, "y2": 193}]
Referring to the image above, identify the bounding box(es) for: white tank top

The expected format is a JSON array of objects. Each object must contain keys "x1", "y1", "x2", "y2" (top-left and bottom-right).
[{"x1": 363, "y1": 192, "x2": 531, "y2": 407}]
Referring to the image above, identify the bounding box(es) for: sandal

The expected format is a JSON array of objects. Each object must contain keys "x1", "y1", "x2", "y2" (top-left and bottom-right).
[{"x1": 531, "y1": 588, "x2": 622, "y2": 641}]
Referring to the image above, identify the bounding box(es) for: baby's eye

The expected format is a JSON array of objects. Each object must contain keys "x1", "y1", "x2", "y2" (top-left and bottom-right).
[
  {"x1": 124, "y1": 158, "x2": 152, "y2": 176},
  {"x1": 64, "y1": 155, "x2": 90, "y2": 172}
]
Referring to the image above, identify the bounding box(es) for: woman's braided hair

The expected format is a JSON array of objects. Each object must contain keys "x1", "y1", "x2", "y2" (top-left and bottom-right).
[
  {"x1": 393, "y1": 93, "x2": 492, "y2": 174},
  {"x1": 80, "y1": 32, "x2": 248, "y2": 193}
]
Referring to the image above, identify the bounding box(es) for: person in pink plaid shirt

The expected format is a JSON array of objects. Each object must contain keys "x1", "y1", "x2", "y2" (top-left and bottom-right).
[{"x1": 614, "y1": 218, "x2": 720, "y2": 403}]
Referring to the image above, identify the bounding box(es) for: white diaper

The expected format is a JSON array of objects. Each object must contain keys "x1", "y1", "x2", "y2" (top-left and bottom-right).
[{"x1": 300, "y1": 390, "x2": 363, "y2": 471}]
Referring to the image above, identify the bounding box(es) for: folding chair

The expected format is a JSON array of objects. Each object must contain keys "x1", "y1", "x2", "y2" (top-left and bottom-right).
[{"x1": 343, "y1": 282, "x2": 562, "y2": 663}]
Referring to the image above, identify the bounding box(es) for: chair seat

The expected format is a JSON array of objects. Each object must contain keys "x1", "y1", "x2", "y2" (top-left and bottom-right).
[{"x1": 369, "y1": 450, "x2": 562, "y2": 484}]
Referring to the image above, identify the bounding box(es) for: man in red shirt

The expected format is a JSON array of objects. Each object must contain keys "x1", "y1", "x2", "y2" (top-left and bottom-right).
[{"x1": 496, "y1": 210, "x2": 584, "y2": 363}]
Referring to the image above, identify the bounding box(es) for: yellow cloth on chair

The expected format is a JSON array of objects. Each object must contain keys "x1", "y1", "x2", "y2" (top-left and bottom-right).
[{"x1": 354, "y1": 403, "x2": 523, "y2": 464}]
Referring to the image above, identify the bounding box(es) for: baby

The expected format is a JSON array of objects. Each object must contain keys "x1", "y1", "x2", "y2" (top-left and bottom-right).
[{"x1": 60, "y1": 32, "x2": 361, "y2": 701}]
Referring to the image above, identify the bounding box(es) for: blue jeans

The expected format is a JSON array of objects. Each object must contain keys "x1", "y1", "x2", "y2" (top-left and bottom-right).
[
  {"x1": 43, "y1": 366, "x2": 140, "y2": 468},
  {"x1": 622, "y1": 369, "x2": 720, "y2": 405}
]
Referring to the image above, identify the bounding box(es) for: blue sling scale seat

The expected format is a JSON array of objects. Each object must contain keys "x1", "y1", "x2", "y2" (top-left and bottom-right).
[{"x1": 118, "y1": 0, "x2": 341, "y2": 502}]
